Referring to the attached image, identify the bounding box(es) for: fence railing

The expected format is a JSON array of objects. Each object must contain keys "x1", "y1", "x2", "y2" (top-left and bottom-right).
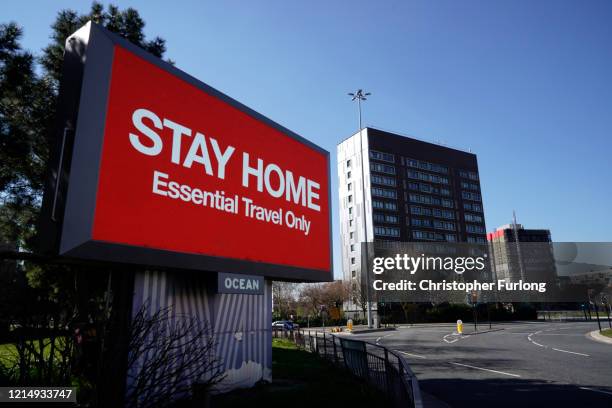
[{"x1": 273, "y1": 329, "x2": 423, "y2": 408}]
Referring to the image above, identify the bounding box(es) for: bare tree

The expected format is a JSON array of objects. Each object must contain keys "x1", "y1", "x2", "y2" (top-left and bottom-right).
[
  {"x1": 298, "y1": 281, "x2": 350, "y2": 318},
  {"x1": 272, "y1": 282, "x2": 300, "y2": 319},
  {"x1": 125, "y1": 303, "x2": 225, "y2": 408},
  {"x1": 350, "y1": 280, "x2": 368, "y2": 320},
  {"x1": 298, "y1": 283, "x2": 324, "y2": 317}
]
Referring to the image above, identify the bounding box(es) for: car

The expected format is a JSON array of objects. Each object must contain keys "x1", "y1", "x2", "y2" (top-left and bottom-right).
[{"x1": 272, "y1": 320, "x2": 299, "y2": 331}]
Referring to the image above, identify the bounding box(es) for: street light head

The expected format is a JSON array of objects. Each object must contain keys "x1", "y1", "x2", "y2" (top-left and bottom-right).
[{"x1": 348, "y1": 89, "x2": 371, "y2": 101}]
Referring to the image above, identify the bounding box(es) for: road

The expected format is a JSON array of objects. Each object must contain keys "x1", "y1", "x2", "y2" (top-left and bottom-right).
[{"x1": 350, "y1": 321, "x2": 612, "y2": 408}]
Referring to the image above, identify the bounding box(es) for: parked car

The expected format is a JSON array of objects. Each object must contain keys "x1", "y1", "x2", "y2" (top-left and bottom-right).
[{"x1": 272, "y1": 320, "x2": 299, "y2": 331}]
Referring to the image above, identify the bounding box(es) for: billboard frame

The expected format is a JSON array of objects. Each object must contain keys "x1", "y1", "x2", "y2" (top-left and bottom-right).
[{"x1": 39, "y1": 22, "x2": 332, "y2": 282}]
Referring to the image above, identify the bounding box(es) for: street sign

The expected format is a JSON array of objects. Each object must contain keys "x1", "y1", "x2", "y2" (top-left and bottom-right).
[{"x1": 217, "y1": 273, "x2": 264, "y2": 295}]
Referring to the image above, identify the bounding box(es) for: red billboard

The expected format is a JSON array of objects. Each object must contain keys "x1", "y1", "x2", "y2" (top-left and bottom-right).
[{"x1": 43, "y1": 22, "x2": 331, "y2": 281}]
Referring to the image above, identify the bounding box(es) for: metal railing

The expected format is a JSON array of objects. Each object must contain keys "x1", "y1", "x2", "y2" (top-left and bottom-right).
[{"x1": 273, "y1": 328, "x2": 423, "y2": 408}]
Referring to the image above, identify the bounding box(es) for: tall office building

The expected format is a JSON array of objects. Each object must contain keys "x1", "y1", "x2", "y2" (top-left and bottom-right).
[
  {"x1": 487, "y1": 223, "x2": 557, "y2": 284},
  {"x1": 337, "y1": 128, "x2": 487, "y2": 314}
]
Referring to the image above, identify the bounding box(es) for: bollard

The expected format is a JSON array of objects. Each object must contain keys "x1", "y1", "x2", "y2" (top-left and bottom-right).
[
  {"x1": 347, "y1": 318, "x2": 353, "y2": 332},
  {"x1": 457, "y1": 319, "x2": 463, "y2": 335}
]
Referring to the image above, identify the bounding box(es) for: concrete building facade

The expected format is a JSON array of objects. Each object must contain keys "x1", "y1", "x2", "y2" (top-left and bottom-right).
[
  {"x1": 487, "y1": 223, "x2": 557, "y2": 284},
  {"x1": 337, "y1": 127, "x2": 487, "y2": 315}
]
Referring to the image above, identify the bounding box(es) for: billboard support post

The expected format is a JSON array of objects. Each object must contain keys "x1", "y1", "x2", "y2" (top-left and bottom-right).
[{"x1": 98, "y1": 269, "x2": 135, "y2": 408}]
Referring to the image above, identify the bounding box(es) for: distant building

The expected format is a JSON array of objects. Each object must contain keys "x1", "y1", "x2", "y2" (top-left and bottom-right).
[
  {"x1": 337, "y1": 127, "x2": 487, "y2": 315},
  {"x1": 569, "y1": 269, "x2": 612, "y2": 286},
  {"x1": 487, "y1": 223, "x2": 557, "y2": 284}
]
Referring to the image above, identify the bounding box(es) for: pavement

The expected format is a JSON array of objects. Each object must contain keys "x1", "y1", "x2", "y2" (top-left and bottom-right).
[
  {"x1": 349, "y1": 321, "x2": 612, "y2": 408},
  {"x1": 589, "y1": 329, "x2": 612, "y2": 345},
  {"x1": 300, "y1": 324, "x2": 397, "y2": 334}
]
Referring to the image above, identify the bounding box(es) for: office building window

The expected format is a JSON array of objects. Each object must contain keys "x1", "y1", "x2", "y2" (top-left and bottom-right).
[
  {"x1": 434, "y1": 220, "x2": 455, "y2": 231},
  {"x1": 409, "y1": 193, "x2": 438, "y2": 205},
  {"x1": 407, "y1": 169, "x2": 449, "y2": 185},
  {"x1": 462, "y1": 191, "x2": 481, "y2": 201},
  {"x1": 441, "y1": 199, "x2": 454, "y2": 208},
  {"x1": 371, "y1": 162, "x2": 396, "y2": 175},
  {"x1": 461, "y1": 181, "x2": 479, "y2": 190},
  {"x1": 411, "y1": 218, "x2": 432, "y2": 228},
  {"x1": 350, "y1": 232, "x2": 354, "y2": 240},
  {"x1": 347, "y1": 171, "x2": 351, "y2": 179},
  {"x1": 374, "y1": 226, "x2": 400, "y2": 237},
  {"x1": 347, "y1": 159, "x2": 351, "y2": 168},
  {"x1": 348, "y1": 183, "x2": 352, "y2": 191},
  {"x1": 464, "y1": 213, "x2": 483, "y2": 223},
  {"x1": 349, "y1": 220, "x2": 353, "y2": 227},
  {"x1": 372, "y1": 187, "x2": 398, "y2": 199},
  {"x1": 373, "y1": 200, "x2": 398, "y2": 211},
  {"x1": 445, "y1": 234, "x2": 457, "y2": 242},
  {"x1": 408, "y1": 182, "x2": 450, "y2": 196},
  {"x1": 371, "y1": 174, "x2": 396, "y2": 187},
  {"x1": 369, "y1": 150, "x2": 395, "y2": 163},
  {"x1": 466, "y1": 224, "x2": 485, "y2": 234},
  {"x1": 406, "y1": 158, "x2": 449, "y2": 174},
  {"x1": 433, "y1": 208, "x2": 455, "y2": 219},
  {"x1": 412, "y1": 230, "x2": 445, "y2": 241},
  {"x1": 467, "y1": 235, "x2": 486, "y2": 244},
  {"x1": 350, "y1": 244, "x2": 355, "y2": 251},
  {"x1": 460, "y1": 170, "x2": 479, "y2": 181},
  {"x1": 348, "y1": 195, "x2": 353, "y2": 203},
  {"x1": 463, "y1": 202, "x2": 483, "y2": 212},
  {"x1": 374, "y1": 213, "x2": 399, "y2": 224},
  {"x1": 351, "y1": 257, "x2": 356, "y2": 265}
]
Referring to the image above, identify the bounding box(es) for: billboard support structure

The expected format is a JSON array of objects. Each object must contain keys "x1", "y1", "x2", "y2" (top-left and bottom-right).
[{"x1": 37, "y1": 21, "x2": 333, "y2": 404}]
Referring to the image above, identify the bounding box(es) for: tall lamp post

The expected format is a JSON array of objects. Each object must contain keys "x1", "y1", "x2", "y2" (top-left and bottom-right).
[{"x1": 348, "y1": 89, "x2": 374, "y2": 328}]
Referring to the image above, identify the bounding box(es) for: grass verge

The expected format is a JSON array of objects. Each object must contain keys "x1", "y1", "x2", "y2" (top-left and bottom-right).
[
  {"x1": 601, "y1": 328, "x2": 612, "y2": 338},
  {"x1": 211, "y1": 338, "x2": 390, "y2": 407}
]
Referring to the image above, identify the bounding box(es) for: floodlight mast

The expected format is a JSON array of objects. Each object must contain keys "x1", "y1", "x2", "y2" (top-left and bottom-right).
[
  {"x1": 347, "y1": 89, "x2": 371, "y2": 131},
  {"x1": 348, "y1": 89, "x2": 374, "y2": 328}
]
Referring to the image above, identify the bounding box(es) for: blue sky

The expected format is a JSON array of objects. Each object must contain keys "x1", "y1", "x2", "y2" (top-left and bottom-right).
[{"x1": 4, "y1": 1, "x2": 611, "y2": 278}]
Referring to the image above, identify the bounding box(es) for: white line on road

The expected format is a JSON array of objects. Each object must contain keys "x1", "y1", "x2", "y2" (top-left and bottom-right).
[
  {"x1": 399, "y1": 351, "x2": 427, "y2": 359},
  {"x1": 552, "y1": 348, "x2": 590, "y2": 357},
  {"x1": 526, "y1": 327, "x2": 591, "y2": 356},
  {"x1": 579, "y1": 387, "x2": 612, "y2": 396},
  {"x1": 509, "y1": 332, "x2": 584, "y2": 336},
  {"x1": 375, "y1": 333, "x2": 395, "y2": 344},
  {"x1": 449, "y1": 362, "x2": 521, "y2": 378},
  {"x1": 443, "y1": 334, "x2": 459, "y2": 344}
]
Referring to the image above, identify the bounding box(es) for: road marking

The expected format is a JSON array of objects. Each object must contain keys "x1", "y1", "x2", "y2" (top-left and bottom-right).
[
  {"x1": 527, "y1": 332, "x2": 547, "y2": 348},
  {"x1": 375, "y1": 333, "x2": 395, "y2": 344},
  {"x1": 510, "y1": 332, "x2": 584, "y2": 336},
  {"x1": 443, "y1": 334, "x2": 460, "y2": 343},
  {"x1": 552, "y1": 348, "x2": 589, "y2": 357},
  {"x1": 399, "y1": 351, "x2": 427, "y2": 359},
  {"x1": 449, "y1": 362, "x2": 521, "y2": 378},
  {"x1": 579, "y1": 387, "x2": 612, "y2": 396},
  {"x1": 526, "y1": 327, "x2": 590, "y2": 356}
]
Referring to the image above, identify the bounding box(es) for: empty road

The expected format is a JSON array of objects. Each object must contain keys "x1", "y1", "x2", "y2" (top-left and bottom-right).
[{"x1": 351, "y1": 321, "x2": 612, "y2": 407}]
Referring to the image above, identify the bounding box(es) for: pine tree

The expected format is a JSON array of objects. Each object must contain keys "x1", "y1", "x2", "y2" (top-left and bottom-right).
[{"x1": 0, "y1": 2, "x2": 167, "y2": 250}]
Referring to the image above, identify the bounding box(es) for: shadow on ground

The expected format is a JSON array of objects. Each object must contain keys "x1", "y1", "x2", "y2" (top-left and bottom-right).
[
  {"x1": 210, "y1": 345, "x2": 393, "y2": 408},
  {"x1": 420, "y1": 377, "x2": 612, "y2": 408}
]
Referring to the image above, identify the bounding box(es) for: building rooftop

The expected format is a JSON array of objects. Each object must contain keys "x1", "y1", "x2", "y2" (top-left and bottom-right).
[{"x1": 338, "y1": 126, "x2": 476, "y2": 156}]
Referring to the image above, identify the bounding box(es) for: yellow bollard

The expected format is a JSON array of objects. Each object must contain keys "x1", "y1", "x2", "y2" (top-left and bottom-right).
[
  {"x1": 347, "y1": 319, "x2": 353, "y2": 332},
  {"x1": 457, "y1": 319, "x2": 463, "y2": 334}
]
